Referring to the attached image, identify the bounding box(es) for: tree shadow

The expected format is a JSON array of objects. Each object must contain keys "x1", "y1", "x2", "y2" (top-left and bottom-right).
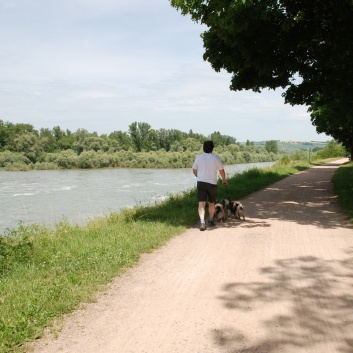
[
  {"x1": 213, "y1": 250, "x2": 353, "y2": 352},
  {"x1": 130, "y1": 161, "x2": 351, "y2": 231},
  {"x1": 238, "y1": 165, "x2": 352, "y2": 230}
]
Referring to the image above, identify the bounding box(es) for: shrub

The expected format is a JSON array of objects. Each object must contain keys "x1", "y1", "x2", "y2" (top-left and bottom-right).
[
  {"x1": 50, "y1": 150, "x2": 78, "y2": 169},
  {"x1": 245, "y1": 167, "x2": 263, "y2": 179},
  {"x1": 4, "y1": 162, "x2": 32, "y2": 171},
  {"x1": 0, "y1": 224, "x2": 35, "y2": 276},
  {"x1": 33, "y1": 162, "x2": 59, "y2": 170},
  {"x1": 279, "y1": 155, "x2": 291, "y2": 165},
  {"x1": 0, "y1": 151, "x2": 31, "y2": 167}
]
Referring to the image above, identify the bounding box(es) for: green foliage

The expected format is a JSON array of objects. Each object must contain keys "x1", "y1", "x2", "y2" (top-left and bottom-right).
[
  {"x1": 46, "y1": 149, "x2": 78, "y2": 169},
  {"x1": 315, "y1": 140, "x2": 347, "y2": 159},
  {"x1": 0, "y1": 224, "x2": 35, "y2": 276},
  {"x1": 310, "y1": 96, "x2": 353, "y2": 159},
  {"x1": 169, "y1": 0, "x2": 353, "y2": 161},
  {"x1": 0, "y1": 120, "x2": 283, "y2": 170},
  {"x1": 0, "y1": 150, "x2": 31, "y2": 167},
  {"x1": 265, "y1": 140, "x2": 279, "y2": 154},
  {"x1": 4, "y1": 162, "x2": 32, "y2": 171},
  {"x1": 332, "y1": 162, "x2": 353, "y2": 222},
  {"x1": 279, "y1": 155, "x2": 291, "y2": 165}
]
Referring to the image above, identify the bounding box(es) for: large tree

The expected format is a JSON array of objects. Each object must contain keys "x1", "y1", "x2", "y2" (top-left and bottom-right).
[{"x1": 170, "y1": 0, "x2": 353, "y2": 158}]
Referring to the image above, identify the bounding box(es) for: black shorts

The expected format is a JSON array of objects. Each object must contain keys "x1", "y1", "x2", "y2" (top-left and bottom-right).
[{"x1": 197, "y1": 181, "x2": 218, "y2": 203}]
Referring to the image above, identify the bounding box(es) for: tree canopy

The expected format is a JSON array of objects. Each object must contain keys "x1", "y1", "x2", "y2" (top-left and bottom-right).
[{"x1": 169, "y1": 0, "x2": 353, "y2": 158}]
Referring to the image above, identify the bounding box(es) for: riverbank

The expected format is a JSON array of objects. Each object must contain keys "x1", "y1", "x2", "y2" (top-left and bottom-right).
[
  {"x1": 0, "y1": 161, "x2": 275, "y2": 233},
  {"x1": 1, "y1": 158, "x2": 352, "y2": 353}
]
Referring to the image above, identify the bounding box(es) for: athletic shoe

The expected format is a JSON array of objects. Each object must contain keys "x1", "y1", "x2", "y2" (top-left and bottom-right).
[
  {"x1": 208, "y1": 219, "x2": 215, "y2": 227},
  {"x1": 200, "y1": 222, "x2": 206, "y2": 231}
]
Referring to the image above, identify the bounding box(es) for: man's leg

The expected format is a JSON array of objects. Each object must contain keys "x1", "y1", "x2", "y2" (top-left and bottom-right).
[
  {"x1": 198, "y1": 201, "x2": 206, "y2": 223},
  {"x1": 198, "y1": 201, "x2": 206, "y2": 231},
  {"x1": 208, "y1": 184, "x2": 217, "y2": 226},
  {"x1": 208, "y1": 202, "x2": 215, "y2": 221}
]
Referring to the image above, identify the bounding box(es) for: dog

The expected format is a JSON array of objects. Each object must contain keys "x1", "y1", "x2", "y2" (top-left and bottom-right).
[
  {"x1": 214, "y1": 199, "x2": 230, "y2": 222},
  {"x1": 214, "y1": 202, "x2": 226, "y2": 222},
  {"x1": 229, "y1": 201, "x2": 245, "y2": 221}
]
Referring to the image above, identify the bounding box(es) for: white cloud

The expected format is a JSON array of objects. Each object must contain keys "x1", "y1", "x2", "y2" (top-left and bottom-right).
[{"x1": 0, "y1": 0, "x2": 328, "y2": 142}]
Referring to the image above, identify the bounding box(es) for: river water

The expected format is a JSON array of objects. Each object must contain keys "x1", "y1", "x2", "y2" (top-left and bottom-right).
[{"x1": 0, "y1": 162, "x2": 274, "y2": 234}]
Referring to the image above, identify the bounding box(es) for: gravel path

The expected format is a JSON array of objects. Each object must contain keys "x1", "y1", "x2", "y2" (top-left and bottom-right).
[{"x1": 30, "y1": 158, "x2": 353, "y2": 353}]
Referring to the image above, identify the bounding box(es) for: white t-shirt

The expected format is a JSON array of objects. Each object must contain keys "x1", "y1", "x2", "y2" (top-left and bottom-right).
[{"x1": 192, "y1": 153, "x2": 224, "y2": 185}]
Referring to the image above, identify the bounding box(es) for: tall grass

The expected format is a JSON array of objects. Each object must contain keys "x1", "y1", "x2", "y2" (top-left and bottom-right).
[
  {"x1": 0, "y1": 158, "x2": 347, "y2": 353},
  {"x1": 332, "y1": 161, "x2": 353, "y2": 222}
]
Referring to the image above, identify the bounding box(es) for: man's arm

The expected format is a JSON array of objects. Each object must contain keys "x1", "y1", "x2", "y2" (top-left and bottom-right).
[
  {"x1": 193, "y1": 168, "x2": 197, "y2": 177},
  {"x1": 219, "y1": 169, "x2": 228, "y2": 185}
]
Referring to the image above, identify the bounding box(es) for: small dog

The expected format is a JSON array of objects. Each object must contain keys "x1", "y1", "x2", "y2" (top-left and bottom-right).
[
  {"x1": 214, "y1": 199, "x2": 230, "y2": 222},
  {"x1": 229, "y1": 201, "x2": 245, "y2": 221},
  {"x1": 215, "y1": 202, "x2": 226, "y2": 222}
]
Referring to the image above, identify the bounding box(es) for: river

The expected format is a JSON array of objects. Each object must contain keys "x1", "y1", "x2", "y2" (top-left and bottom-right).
[{"x1": 0, "y1": 162, "x2": 274, "y2": 234}]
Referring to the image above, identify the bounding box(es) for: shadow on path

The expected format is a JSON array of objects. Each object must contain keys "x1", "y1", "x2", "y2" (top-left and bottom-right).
[
  {"x1": 213, "y1": 161, "x2": 352, "y2": 231},
  {"x1": 213, "y1": 249, "x2": 353, "y2": 352}
]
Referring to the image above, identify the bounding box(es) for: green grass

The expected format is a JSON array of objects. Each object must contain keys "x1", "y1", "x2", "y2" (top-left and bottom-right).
[
  {"x1": 332, "y1": 161, "x2": 353, "y2": 222},
  {"x1": 0, "y1": 158, "x2": 348, "y2": 353}
]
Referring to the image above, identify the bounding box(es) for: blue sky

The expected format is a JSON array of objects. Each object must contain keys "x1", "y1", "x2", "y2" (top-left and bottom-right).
[{"x1": 0, "y1": 0, "x2": 329, "y2": 142}]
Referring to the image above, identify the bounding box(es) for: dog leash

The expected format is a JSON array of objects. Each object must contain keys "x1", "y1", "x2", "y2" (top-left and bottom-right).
[{"x1": 224, "y1": 185, "x2": 231, "y2": 200}]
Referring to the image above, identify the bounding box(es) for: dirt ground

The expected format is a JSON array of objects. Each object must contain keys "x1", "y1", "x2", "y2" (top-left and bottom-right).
[{"x1": 30, "y1": 158, "x2": 353, "y2": 353}]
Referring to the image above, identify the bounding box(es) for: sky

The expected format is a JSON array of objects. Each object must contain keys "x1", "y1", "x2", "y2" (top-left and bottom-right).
[{"x1": 0, "y1": 0, "x2": 329, "y2": 142}]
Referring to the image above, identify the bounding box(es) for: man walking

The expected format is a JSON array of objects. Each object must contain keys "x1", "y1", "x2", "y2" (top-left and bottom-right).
[{"x1": 192, "y1": 140, "x2": 228, "y2": 231}]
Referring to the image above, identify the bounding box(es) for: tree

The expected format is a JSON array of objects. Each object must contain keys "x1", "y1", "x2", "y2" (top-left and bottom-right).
[
  {"x1": 315, "y1": 140, "x2": 346, "y2": 159},
  {"x1": 72, "y1": 128, "x2": 91, "y2": 155},
  {"x1": 109, "y1": 130, "x2": 132, "y2": 151},
  {"x1": 0, "y1": 120, "x2": 9, "y2": 149},
  {"x1": 0, "y1": 120, "x2": 37, "y2": 150},
  {"x1": 265, "y1": 140, "x2": 279, "y2": 154},
  {"x1": 170, "y1": 0, "x2": 353, "y2": 103},
  {"x1": 129, "y1": 122, "x2": 143, "y2": 152},
  {"x1": 39, "y1": 128, "x2": 57, "y2": 152},
  {"x1": 157, "y1": 128, "x2": 171, "y2": 151},
  {"x1": 310, "y1": 95, "x2": 353, "y2": 159},
  {"x1": 210, "y1": 131, "x2": 237, "y2": 146},
  {"x1": 11, "y1": 133, "x2": 43, "y2": 163},
  {"x1": 170, "y1": 0, "x2": 353, "y2": 150}
]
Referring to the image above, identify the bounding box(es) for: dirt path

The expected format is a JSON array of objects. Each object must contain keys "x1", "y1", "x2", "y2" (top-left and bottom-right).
[{"x1": 30, "y1": 158, "x2": 353, "y2": 353}]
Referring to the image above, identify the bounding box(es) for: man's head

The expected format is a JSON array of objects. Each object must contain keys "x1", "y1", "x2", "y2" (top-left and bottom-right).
[{"x1": 203, "y1": 140, "x2": 214, "y2": 153}]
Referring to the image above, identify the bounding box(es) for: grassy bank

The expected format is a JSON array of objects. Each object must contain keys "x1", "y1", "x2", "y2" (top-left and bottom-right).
[
  {"x1": 0, "y1": 158, "x2": 350, "y2": 353},
  {"x1": 332, "y1": 161, "x2": 353, "y2": 222}
]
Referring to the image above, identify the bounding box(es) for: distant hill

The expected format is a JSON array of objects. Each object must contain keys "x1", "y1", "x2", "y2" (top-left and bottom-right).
[
  {"x1": 240, "y1": 141, "x2": 328, "y2": 153},
  {"x1": 277, "y1": 141, "x2": 327, "y2": 153}
]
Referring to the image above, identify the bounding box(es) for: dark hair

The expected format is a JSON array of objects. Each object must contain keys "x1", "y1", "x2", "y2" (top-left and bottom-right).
[{"x1": 203, "y1": 140, "x2": 214, "y2": 153}]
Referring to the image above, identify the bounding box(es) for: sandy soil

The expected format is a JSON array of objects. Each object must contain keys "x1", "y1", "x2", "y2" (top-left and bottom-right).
[{"x1": 29, "y1": 158, "x2": 353, "y2": 353}]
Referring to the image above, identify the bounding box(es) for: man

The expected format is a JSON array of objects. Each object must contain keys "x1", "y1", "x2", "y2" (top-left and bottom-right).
[{"x1": 192, "y1": 140, "x2": 228, "y2": 231}]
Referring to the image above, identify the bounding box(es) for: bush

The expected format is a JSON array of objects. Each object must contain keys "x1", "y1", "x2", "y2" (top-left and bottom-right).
[
  {"x1": 0, "y1": 151, "x2": 31, "y2": 167},
  {"x1": 33, "y1": 162, "x2": 59, "y2": 170},
  {"x1": 245, "y1": 167, "x2": 263, "y2": 179},
  {"x1": 4, "y1": 162, "x2": 32, "y2": 171},
  {"x1": 48, "y1": 150, "x2": 78, "y2": 169},
  {"x1": 279, "y1": 155, "x2": 291, "y2": 165},
  {"x1": 0, "y1": 225, "x2": 35, "y2": 276},
  {"x1": 316, "y1": 140, "x2": 346, "y2": 159}
]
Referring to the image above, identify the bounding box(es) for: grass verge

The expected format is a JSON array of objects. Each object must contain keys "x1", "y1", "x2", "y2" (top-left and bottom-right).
[
  {"x1": 332, "y1": 161, "x2": 353, "y2": 222},
  {"x1": 0, "y1": 158, "x2": 347, "y2": 353}
]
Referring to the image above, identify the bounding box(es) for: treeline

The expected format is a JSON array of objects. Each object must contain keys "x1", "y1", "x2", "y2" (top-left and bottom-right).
[{"x1": 0, "y1": 119, "x2": 282, "y2": 170}]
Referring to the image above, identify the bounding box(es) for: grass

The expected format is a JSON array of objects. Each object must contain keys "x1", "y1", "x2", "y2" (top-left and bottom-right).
[
  {"x1": 332, "y1": 161, "x2": 353, "y2": 222},
  {"x1": 0, "y1": 158, "x2": 350, "y2": 353}
]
